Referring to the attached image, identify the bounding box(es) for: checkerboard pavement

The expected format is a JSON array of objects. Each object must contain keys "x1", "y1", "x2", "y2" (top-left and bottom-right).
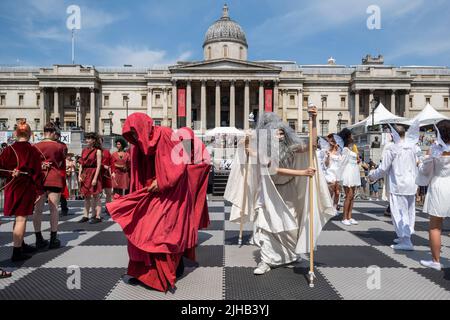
[{"x1": 0, "y1": 199, "x2": 449, "y2": 300}]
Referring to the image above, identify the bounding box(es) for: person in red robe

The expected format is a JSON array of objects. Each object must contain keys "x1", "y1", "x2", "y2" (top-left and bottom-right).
[
  {"x1": 100, "y1": 137, "x2": 113, "y2": 210},
  {"x1": 106, "y1": 113, "x2": 202, "y2": 292},
  {"x1": 33, "y1": 123, "x2": 68, "y2": 249},
  {"x1": 78, "y1": 132, "x2": 103, "y2": 224},
  {"x1": 175, "y1": 127, "x2": 211, "y2": 267},
  {"x1": 111, "y1": 137, "x2": 130, "y2": 196},
  {"x1": 0, "y1": 120, "x2": 44, "y2": 262}
]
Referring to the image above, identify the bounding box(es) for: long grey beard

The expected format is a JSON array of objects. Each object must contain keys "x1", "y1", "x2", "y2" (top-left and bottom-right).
[{"x1": 278, "y1": 139, "x2": 295, "y2": 170}]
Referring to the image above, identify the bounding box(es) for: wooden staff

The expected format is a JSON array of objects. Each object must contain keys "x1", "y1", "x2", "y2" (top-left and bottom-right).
[
  {"x1": 0, "y1": 168, "x2": 28, "y2": 175},
  {"x1": 238, "y1": 135, "x2": 250, "y2": 247},
  {"x1": 308, "y1": 104, "x2": 316, "y2": 288}
]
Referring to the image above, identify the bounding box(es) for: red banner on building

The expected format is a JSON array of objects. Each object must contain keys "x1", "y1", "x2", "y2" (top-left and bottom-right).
[
  {"x1": 264, "y1": 89, "x2": 273, "y2": 112},
  {"x1": 177, "y1": 88, "x2": 186, "y2": 117}
]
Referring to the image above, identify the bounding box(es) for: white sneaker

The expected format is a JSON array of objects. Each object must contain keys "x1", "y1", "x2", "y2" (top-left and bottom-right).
[
  {"x1": 341, "y1": 219, "x2": 351, "y2": 226},
  {"x1": 254, "y1": 261, "x2": 271, "y2": 275},
  {"x1": 349, "y1": 218, "x2": 359, "y2": 225},
  {"x1": 393, "y1": 238, "x2": 401, "y2": 244},
  {"x1": 420, "y1": 260, "x2": 442, "y2": 271},
  {"x1": 390, "y1": 243, "x2": 414, "y2": 251}
]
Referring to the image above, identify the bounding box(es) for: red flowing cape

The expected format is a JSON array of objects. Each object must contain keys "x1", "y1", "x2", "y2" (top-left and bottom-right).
[{"x1": 106, "y1": 113, "x2": 196, "y2": 292}]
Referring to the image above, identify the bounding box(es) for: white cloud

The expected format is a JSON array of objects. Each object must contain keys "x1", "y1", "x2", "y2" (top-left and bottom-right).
[{"x1": 100, "y1": 45, "x2": 192, "y2": 67}]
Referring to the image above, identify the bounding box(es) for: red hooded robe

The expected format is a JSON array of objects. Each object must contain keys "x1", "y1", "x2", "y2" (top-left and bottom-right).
[{"x1": 106, "y1": 113, "x2": 195, "y2": 292}]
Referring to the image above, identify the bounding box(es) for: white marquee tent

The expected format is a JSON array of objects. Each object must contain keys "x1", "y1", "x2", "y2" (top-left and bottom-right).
[
  {"x1": 348, "y1": 103, "x2": 408, "y2": 130},
  {"x1": 407, "y1": 103, "x2": 449, "y2": 126}
]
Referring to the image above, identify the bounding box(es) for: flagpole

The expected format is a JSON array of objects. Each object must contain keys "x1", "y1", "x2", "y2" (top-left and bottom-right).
[
  {"x1": 308, "y1": 104, "x2": 316, "y2": 288},
  {"x1": 71, "y1": 29, "x2": 75, "y2": 65}
]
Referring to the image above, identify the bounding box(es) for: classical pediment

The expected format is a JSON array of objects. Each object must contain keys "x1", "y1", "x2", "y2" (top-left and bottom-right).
[{"x1": 169, "y1": 58, "x2": 281, "y2": 73}]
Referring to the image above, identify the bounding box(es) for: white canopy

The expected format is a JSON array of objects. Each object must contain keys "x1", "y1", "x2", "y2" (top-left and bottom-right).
[
  {"x1": 348, "y1": 103, "x2": 408, "y2": 130},
  {"x1": 407, "y1": 103, "x2": 449, "y2": 126},
  {"x1": 205, "y1": 127, "x2": 245, "y2": 137}
]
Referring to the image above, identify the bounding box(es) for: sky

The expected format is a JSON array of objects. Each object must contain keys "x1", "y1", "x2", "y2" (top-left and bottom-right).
[{"x1": 0, "y1": 0, "x2": 449, "y2": 67}]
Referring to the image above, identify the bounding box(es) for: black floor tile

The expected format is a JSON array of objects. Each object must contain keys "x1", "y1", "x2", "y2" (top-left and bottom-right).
[
  {"x1": 51, "y1": 221, "x2": 115, "y2": 232},
  {"x1": 184, "y1": 245, "x2": 223, "y2": 268},
  {"x1": 351, "y1": 230, "x2": 430, "y2": 247},
  {"x1": 314, "y1": 245, "x2": 404, "y2": 268},
  {"x1": 411, "y1": 268, "x2": 450, "y2": 292},
  {"x1": 79, "y1": 231, "x2": 128, "y2": 246},
  {"x1": 0, "y1": 246, "x2": 72, "y2": 268},
  {"x1": 205, "y1": 220, "x2": 224, "y2": 231},
  {"x1": 225, "y1": 267, "x2": 341, "y2": 300},
  {"x1": 0, "y1": 268, "x2": 126, "y2": 300},
  {"x1": 225, "y1": 231, "x2": 253, "y2": 245}
]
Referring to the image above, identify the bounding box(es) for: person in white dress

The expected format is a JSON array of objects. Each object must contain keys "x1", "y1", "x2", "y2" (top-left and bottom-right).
[
  {"x1": 224, "y1": 110, "x2": 334, "y2": 275},
  {"x1": 369, "y1": 123, "x2": 419, "y2": 251},
  {"x1": 338, "y1": 128, "x2": 361, "y2": 226},
  {"x1": 418, "y1": 120, "x2": 450, "y2": 270},
  {"x1": 323, "y1": 134, "x2": 343, "y2": 214}
]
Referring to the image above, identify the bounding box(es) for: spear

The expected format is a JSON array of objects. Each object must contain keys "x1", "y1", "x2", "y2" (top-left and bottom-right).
[{"x1": 0, "y1": 168, "x2": 28, "y2": 175}]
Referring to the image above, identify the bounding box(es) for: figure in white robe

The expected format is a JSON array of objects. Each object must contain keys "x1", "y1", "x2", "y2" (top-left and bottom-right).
[
  {"x1": 369, "y1": 121, "x2": 420, "y2": 251},
  {"x1": 224, "y1": 112, "x2": 334, "y2": 275}
]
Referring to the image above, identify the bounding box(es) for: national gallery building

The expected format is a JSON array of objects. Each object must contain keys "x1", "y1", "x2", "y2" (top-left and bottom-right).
[{"x1": 1, "y1": 5, "x2": 449, "y2": 136}]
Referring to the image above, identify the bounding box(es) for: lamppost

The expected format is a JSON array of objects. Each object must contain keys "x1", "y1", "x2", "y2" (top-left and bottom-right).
[
  {"x1": 124, "y1": 96, "x2": 129, "y2": 118},
  {"x1": 108, "y1": 111, "x2": 114, "y2": 136},
  {"x1": 369, "y1": 99, "x2": 378, "y2": 159},
  {"x1": 75, "y1": 97, "x2": 81, "y2": 129},
  {"x1": 248, "y1": 112, "x2": 255, "y2": 130},
  {"x1": 337, "y1": 112, "x2": 343, "y2": 132},
  {"x1": 321, "y1": 96, "x2": 326, "y2": 136}
]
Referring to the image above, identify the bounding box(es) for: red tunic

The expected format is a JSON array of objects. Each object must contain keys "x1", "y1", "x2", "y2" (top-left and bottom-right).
[
  {"x1": 106, "y1": 113, "x2": 196, "y2": 292},
  {"x1": 79, "y1": 147, "x2": 102, "y2": 196},
  {"x1": 34, "y1": 139, "x2": 67, "y2": 189},
  {"x1": 102, "y1": 149, "x2": 113, "y2": 189},
  {"x1": 0, "y1": 141, "x2": 44, "y2": 216},
  {"x1": 111, "y1": 151, "x2": 130, "y2": 190}
]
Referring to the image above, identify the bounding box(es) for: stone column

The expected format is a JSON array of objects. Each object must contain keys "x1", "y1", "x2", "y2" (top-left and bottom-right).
[
  {"x1": 274, "y1": 80, "x2": 279, "y2": 111},
  {"x1": 215, "y1": 81, "x2": 221, "y2": 127},
  {"x1": 186, "y1": 81, "x2": 192, "y2": 128},
  {"x1": 200, "y1": 80, "x2": 207, "y2": 133},
  {"x1": 259, "y1": 81, "x2": 264, "y2": 116},
  {"x1": 369, "y1": 90, "x2": 375, "y2": 104},
  {"x1": 90, "y1": 88, "x2": 96, "y2": 132},
  {"x1": 244, "y1": 80, "x2": 250, "y2": 130},
  {"x1": 282, "y1": 89, "x2": 288, "y2": 122},
  {"x1": 39, "y1": 88, "x2": 45, "y2": 129},
  {"x1": 391, "y1": 90, "x2": 396, "y2": 115},
  {"x1": 53, "y1": 88, "x2": 59, "y2": 120},
  {"x1": 230, "y1": 80, "x2": 235, "y2": 127},
  {"x1": 172, "y1": 81, "x2": 177, "y2": 129},
  {"x1": 297, "y1": 89, "x2": 303, "y2": 133},
  {"x1": 147, "y1": 87, "x2": 153, "y2": 117},
  {"x1": 354, "y1": 90, "x2": 360, "y2": 124},
  {"x1": 404, "y1": 91, "x2": 410, "y2": 118},
  {"x1": 162, "y1": 88, "x2": 168, "y2": 127}
]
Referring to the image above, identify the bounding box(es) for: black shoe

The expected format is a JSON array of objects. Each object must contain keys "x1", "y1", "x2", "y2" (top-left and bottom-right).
[
  {"x1": 48, "y1": 238, "x2": 61, "y2": 250},
  {"x1": 61, "y1": 209, "x2": 69, "y2": 216},
  {"x1": 11, "y1": 250, "x2": 32, "y2": 262},
  {"x1": 22, "y1": 242, "x2": 37, "y2": 254},
  {"x1": 36, "y1": 239, "x2": 49, "y2": 250},
  {"x1": 78, "y1": 217, "x2": 89, "y2": 223},
  {"x1": 89, "y1": 217, "x2": 102, "y2": 224}
]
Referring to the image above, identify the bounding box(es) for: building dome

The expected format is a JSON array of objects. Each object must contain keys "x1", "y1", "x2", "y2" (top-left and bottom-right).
[{"x1": 203, "y1": 4, "x2": 248, "y2": 48}]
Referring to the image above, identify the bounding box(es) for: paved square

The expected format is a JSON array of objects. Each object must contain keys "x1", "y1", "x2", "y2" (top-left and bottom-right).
[{"x1": 0, "y1": 199, "x2": 449, "y2": 300}]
